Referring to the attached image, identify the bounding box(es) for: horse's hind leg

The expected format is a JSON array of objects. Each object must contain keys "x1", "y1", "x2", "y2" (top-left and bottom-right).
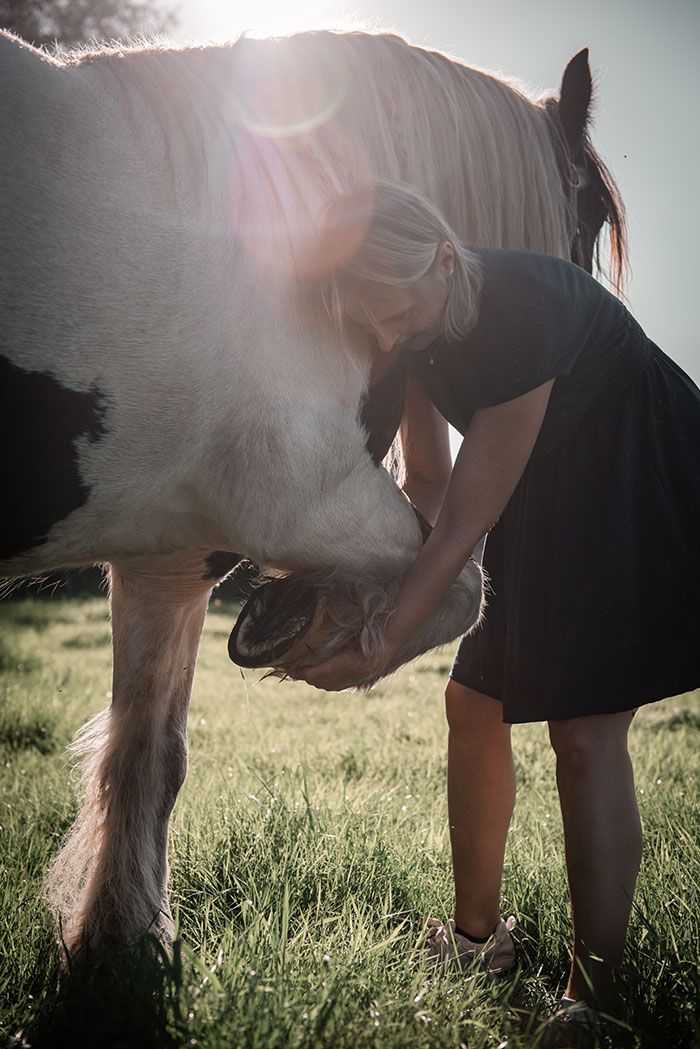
[{"x1": 44, "y1": 555, "x2": 219, "y2": 957}]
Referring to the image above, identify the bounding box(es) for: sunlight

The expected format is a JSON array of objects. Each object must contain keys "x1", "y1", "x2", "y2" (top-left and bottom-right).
[{"x1": 205, "y1": 0, "x2": 355, "y2": 40}]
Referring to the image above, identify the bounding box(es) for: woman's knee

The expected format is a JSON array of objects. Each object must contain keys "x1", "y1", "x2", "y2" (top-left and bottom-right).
[
  {"x1": 445, "y1": 680, "x2": 510, "y2": 743},
  {"x1": 548, "y1": 710, "x2": 635, "y2": 767}
]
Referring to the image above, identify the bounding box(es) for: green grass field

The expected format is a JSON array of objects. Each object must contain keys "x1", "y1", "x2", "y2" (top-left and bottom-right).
[{"x1": 1, "y1": 593, "x2": 698, "y2": 1049}]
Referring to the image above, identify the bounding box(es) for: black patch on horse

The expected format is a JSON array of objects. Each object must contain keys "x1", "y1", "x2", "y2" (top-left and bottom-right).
[
  {"x1": 360, "y1": 351, "x2": 407, "y2": 465},
  {"x1": 202, "y1": 550, "x2": 243, "y2": 581},
  {"x1": 1, "y1": 356, "x2": 108, "y2": 561}
]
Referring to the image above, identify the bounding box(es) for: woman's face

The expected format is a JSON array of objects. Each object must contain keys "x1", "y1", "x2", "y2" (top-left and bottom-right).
[{"x1": 346, "y1": 242, "x2": 454, "y2": 354}]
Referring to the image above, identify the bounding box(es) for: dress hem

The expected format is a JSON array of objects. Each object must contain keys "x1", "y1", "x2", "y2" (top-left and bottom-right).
[{"x1": 448, "y1": 672, "x2": 700, "y2": 725}]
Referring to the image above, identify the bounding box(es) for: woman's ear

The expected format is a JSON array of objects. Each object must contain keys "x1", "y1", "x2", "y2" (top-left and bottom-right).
[{"x1": 436, "y1": 240, "x2": 455, "y2": 278}]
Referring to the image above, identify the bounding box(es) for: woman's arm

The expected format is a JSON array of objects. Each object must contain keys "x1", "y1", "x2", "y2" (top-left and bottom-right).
[
  {"x1": 297, "y1": 378, "x2": 555, "y2": 690},
  {"x1": 399, "y1": 375, "x2": 452, "y2": 525}
]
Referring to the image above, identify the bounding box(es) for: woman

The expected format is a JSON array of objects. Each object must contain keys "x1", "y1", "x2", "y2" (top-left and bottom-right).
[{"x1": 293, "y1": 180, "x2": 700, "y2": 1019}]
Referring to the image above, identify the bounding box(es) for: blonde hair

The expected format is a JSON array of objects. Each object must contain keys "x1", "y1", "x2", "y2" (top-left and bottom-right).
[{"x1": 320, "y1": 180, "x2": 483, "y2": 344}]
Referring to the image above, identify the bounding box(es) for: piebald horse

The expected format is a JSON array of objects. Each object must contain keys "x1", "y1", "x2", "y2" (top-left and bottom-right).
[{"x1": 0, "y1": 29, "x2": 625, "y2": 956}]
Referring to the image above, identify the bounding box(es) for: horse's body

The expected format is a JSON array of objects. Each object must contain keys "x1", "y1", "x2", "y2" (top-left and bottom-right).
[{"x1": 0, "y1": 29, "x2": 624, "y2": 954}]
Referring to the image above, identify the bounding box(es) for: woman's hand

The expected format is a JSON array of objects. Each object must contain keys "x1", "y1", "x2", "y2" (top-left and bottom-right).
[{"x1": 283, "y1": 382, "x2": 554, "y2": 691}]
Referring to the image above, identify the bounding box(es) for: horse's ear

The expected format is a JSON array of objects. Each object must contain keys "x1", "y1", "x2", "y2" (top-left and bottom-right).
[{"x1": 558, "y1": 47, "x2": 592, "y2": 148}]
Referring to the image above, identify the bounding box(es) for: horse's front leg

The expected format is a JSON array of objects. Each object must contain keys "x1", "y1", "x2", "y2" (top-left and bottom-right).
[{"x1": 45, "y1": 554, "x2": 223, "y2": 957}]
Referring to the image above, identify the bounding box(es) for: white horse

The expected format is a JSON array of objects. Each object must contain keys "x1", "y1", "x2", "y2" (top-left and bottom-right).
[{"x1": 0, "y1": 29, "x2": 625, "y2": 956}]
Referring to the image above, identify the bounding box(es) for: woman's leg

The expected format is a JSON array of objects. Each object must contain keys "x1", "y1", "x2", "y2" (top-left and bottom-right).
[
  {"x1": 445, "y1": 680, "x2": 515, "y2": 938},
  {"x1": 548, "y1": 710, "x2": 642, "y2": 1012}
]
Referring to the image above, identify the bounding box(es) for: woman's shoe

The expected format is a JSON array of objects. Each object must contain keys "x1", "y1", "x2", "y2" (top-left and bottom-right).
[
  {"x1": 424, "y1": 915, "x2": 517, "y2": 975},
  {"x1": 537, "y1": 997, "x2": 605, "y2": 1049}
]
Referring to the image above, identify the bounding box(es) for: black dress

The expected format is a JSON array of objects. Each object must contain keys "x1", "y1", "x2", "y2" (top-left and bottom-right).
[{"x1": 409, "y1": 249, "x2": 700, "y2": 723}]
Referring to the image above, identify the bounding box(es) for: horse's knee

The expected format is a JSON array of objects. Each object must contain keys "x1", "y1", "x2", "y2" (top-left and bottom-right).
[{"x1": 162, "y1": 728, "x2": 188, "y2": 809}]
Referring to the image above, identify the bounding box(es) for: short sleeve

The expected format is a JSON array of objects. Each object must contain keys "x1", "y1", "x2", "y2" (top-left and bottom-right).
[
  {"x1": 470, "y1": 251, "x2": 592, "y2": 409},
  {"x1": 409, "y1": 249, "x2": 631, "y2": 444}
]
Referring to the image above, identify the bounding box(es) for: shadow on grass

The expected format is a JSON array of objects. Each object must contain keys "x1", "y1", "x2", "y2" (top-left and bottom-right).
[
  {"x1": 20, "y1": 938, "x2": 194, "y2": 1049},
  {"x1": 8, "y1": 925, "x2": 692, "y2": 1049}
]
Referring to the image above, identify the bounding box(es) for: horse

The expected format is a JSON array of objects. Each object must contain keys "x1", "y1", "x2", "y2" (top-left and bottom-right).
[{"x1": 0, "y1": 28, "x2": 626, "y2": 957}]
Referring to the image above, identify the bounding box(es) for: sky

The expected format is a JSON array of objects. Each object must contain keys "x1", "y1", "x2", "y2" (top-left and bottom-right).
[{"x1": 168, "y1": 0, "x2": 699, "y2": 384}]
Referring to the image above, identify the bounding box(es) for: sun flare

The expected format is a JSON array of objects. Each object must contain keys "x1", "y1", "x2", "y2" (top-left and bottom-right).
[{"x1": 204, "y1": 0, "x2": 358, "y2": 41}]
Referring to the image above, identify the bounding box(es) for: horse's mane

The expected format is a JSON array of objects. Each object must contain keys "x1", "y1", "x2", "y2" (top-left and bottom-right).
[
  {"x1": 541, "y1": 84, "x2": 627, "y2": 296},
  {"x1": 583, "y1": 138, "x2": 627, "y2": 295},
  {"x1": 65, "y1": 30, "x2": 624, "y2": 286},
  {"x1": 223, "y1": 32, "x2": 574, "y2": 258}
]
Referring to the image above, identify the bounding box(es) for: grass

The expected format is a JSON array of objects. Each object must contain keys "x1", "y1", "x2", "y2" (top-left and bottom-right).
[{"x1": 0, "y1": 593, "x2": 698, "y2": 1049}]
